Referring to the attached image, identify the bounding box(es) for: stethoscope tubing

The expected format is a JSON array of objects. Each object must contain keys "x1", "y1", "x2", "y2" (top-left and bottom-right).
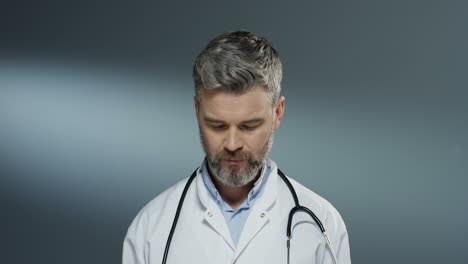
[
  {"x1": 162, "y1": 168, "x2": 338, "y2": 264},
  {"x1": 277, "y1": 169, "x2": 337, "y2": 264}
]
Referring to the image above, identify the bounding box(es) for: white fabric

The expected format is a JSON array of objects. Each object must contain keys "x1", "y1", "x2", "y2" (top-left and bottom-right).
[{"x1": 122, "y1": 159, "x2": 351, "y2": 264}]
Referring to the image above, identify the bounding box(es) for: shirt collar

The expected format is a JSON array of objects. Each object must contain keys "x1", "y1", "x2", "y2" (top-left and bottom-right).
[{"x1": 200, "y1": 158, "x2": 270, "y2": 203}]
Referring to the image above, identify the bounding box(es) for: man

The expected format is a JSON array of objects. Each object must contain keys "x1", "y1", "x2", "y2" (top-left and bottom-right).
[{"x1": 123, "y1": 31, "x2": 351, "y2": 264}]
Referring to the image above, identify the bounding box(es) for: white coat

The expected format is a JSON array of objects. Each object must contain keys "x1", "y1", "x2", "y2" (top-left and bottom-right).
[{"x1": 122, "y1": 159, "x2": 351, "y2": 264}]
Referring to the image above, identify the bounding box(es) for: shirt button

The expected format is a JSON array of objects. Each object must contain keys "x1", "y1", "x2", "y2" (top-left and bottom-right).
[
  {"x1": 207, "y1": 212, "x2": 213, "y2": 217},
  {"x1": 260, "y1": 212, "x2": 265, "y2": 218}
]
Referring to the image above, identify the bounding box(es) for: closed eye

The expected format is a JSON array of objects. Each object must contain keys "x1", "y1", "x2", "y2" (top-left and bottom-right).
[
  {"x1": 210, "y1": 124, "x2": 258, "y2": 130},
  {"x1": 242, "y1": 125, "x2": 259, "y2": 130},
  {"x1": 211, "y1": 124, "x2": 227, "y2": 130}
]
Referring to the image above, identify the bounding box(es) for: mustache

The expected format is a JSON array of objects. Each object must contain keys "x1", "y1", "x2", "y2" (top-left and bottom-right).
[{"x1": 214, "y1": 151, "x2": 251, "y2": 160}]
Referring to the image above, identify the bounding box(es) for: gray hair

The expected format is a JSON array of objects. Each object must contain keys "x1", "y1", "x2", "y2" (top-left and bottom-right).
[{"x1": 193, "y1": 31, "x2": 283, "y2": 106}]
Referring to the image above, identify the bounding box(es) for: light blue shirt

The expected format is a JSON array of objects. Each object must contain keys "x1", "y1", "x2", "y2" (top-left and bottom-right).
[{"x1": 200, "y1": 158, "x2": 271, "y2": 247}]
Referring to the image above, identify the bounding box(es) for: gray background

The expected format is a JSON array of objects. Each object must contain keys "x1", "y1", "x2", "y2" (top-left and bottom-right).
[{"x1": 1, "y1": 0, "x2": 467, "y2": 263}]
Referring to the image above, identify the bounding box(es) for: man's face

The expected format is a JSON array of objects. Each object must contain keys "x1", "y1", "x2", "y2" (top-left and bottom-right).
[{"x1": 195, "y1": 85, "x2": 285, "y2": 187}]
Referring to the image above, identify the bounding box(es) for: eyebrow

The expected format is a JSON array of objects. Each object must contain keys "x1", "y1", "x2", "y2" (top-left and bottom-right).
[{"x1": 204, "y1": 117, "x2": 265, "y2": 124}]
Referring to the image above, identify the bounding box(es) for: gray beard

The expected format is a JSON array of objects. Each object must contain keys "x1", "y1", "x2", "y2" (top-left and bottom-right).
[
  {"x1": 207, "y1": 155, "x2": 264, "y2": 187},
  {"x1": 199, "y1": 126, "x2": 275, "y2": 187}
]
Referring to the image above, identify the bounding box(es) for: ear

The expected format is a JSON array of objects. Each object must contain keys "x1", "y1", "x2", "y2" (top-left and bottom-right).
[
  {"x1": 273, "y1": 96, "x2": 285, "y2": 130},
  {"x1": 194, "y1": 96, "x2": 200, "y2": 119}
]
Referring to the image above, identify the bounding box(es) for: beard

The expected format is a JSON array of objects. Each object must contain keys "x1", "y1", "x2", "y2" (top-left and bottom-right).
[{"x1": 199, "y1": 126, "x2": 275, "y2": 187}]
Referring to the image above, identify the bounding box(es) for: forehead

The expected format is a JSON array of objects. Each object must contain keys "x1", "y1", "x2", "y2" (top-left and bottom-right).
[{"x1": 198, "y1": 85, "x2": 272, "y2": 121}]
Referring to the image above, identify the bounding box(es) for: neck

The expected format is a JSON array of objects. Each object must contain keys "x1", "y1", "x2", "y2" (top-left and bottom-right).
[{"x1": 207, "y1": 164, "x2": 263, "y2": 211}]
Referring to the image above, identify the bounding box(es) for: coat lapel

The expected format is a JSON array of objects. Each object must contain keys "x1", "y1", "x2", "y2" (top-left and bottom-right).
[{"x1": 196, "y1": 168, "x2": 236, "y2": 251}]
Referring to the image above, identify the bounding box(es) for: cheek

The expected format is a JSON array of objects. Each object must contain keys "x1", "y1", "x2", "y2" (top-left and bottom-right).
[
  {"x1": 246, "y1": 129, "x2": 271, "y2": 150},
  {"x1": 202, "y1": 130, "x2": 223, "y2": 150}
]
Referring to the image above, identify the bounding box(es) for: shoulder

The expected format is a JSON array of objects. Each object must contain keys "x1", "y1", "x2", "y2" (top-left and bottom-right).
[
  {"x1": 142, "y1": 176, "x2": 191, "y2": 215},
  {"x1": 288, "y1": 177, "x2": 334, "y2": 211},
  {"x1": 122, "y1": 175, "x2": 198, "y2": 263},
  {"x1": 277, "y1": 174, "x2": 351, "y2": 263},
  {"x1": 125, "y1": 176, "x2": 191, "y2": 238},
  {"x1": 280, "y1": 175, "x2": 348, "y2": 232}
]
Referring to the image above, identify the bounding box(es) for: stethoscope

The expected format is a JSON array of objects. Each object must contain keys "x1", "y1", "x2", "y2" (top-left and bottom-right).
[{"x1": 162, "y1": 168, "x2": 338, "y2": 264}]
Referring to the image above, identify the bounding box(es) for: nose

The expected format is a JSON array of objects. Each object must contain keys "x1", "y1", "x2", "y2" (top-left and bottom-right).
[{"x1": 224, "y1": 128, "x2": 243, "y2": 153}]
